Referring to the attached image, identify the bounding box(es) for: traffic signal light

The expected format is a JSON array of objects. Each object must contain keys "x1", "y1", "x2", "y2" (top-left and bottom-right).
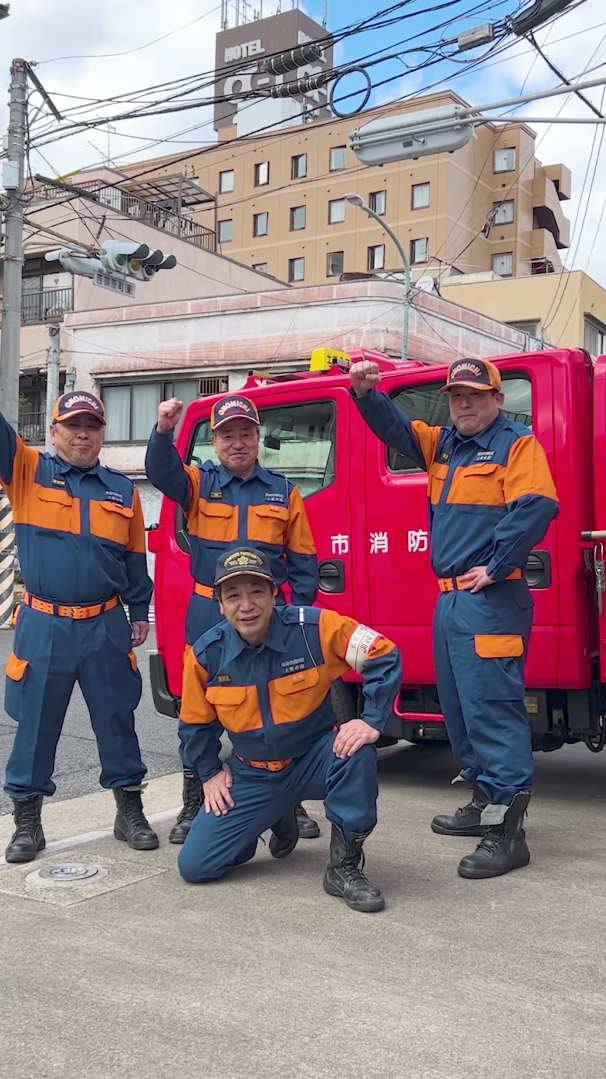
[{"x1": 99, "y1": 242, "x2": 177, "y2": 280}]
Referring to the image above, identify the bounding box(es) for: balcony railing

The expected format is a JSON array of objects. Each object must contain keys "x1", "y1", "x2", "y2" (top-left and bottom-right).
[
  {"x1": 21, "y1": 287, "x2": 73, "y2": 325},
  {"x1": 18, "y1": 411, "x2": 45, "y2": 445}
]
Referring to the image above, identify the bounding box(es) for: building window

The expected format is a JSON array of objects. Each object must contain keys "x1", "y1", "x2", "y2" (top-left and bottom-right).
[
  {"x1": 103, "y1": 380, "x2": 200, "y2": 442},
  {"x1": 219, "y1": 170, "x2": 234, "y2": 194},
  {"x1": 329, "y1": 145, "x2": 346, "y2": 171},
  {"x1": 494, "y1": 147, "x2": 516, "y2": 172},
  {"x1": 492, "y1": 251, "x2": 513, "y2": 277},
  {"x1": 412, "y1": 182, "x2": 430, "y2": 210},
  {"x1": 288, "y1": 257, "x2": 305, "y2": 282},
  {"x1": 367, "y1": 245, "x2": 385, "y2": 272},
  {"x1": 252, "y1": 263, "x2": 268, "y2": 274},
  {"x1": 253, "y1": 212, "x2": 268, "y2": 237},
  {"x1": 291, "y1": 153, "x2": 307, "y2": 180},
  {"x1": 327, "y1": 251, "x2": 344, "y2": 277},
  {"x1": 493, "y1": 199, "x2": 514, "y2": 224},
  {"x1": 585, "y1": 317, "x2": 606, "y2": 358},
  {"x1": 254, "y1": 161, "x2": 270, "y2": 186},
  {"x1": 505, "y1": 319, "x2": 539, "y2": 336},
  {"x1": 411, "y1": 237, "x2": 429, "y2": 264},
  {"x1": 388, "y1": 376, "x2": 532, "y2": 471},
  {"x1": 217, "y1": 219, "x2": 232, "y2": 243},
  {"x1": 369, "y1": 190, "x2": 386, "y2": 215},
  {"x1": 328, "y1": 198, "x2": 345, "y2": 224},
  {"x1": 290, "y1": 205, "x2": 306, "y2": 231}
]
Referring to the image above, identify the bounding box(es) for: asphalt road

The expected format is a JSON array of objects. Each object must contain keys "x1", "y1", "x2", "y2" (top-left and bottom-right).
[{"x1": 0, "y1": 626, "x2": 180, "y2": 814}]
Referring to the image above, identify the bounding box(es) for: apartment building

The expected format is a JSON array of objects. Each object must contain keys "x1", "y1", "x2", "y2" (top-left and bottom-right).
[{"x1": 121, "y1": 90, "x2": 571, "y2": 290}]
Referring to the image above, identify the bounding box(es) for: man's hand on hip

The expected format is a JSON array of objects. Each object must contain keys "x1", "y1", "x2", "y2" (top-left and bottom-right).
[
  {"x1": 349, "y1": 361, "x2": 381, "y2": 398},
  {"x1": 157, "y1": 397, "x2": 183, "y2": 434},
  {"x1": 460, "y1": 566, "x2": 495, "y2": 594},
  {"x1": 203, "y1": 767, "x2": 234, "y2": 816},
  {"x1": 131, "y1": 621, "x2": 149, "y2": 647},
  {"x1": 333, "y1": 719, "x2": 380, "y2": 759}
]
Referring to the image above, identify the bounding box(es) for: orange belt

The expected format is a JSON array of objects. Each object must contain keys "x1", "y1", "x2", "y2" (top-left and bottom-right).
[
  {"x1": 22, "y1": 590, "x2": 119, "y2": 619},
  {"x1": 438, "y1": 568, "x2": 523, "y2": 592},
  {"x1": 235, "y1": 753, "x2": 293, "y2": 772},
  {"x1": 194, "y1": 582, "x2": 214, "y2": 599}
]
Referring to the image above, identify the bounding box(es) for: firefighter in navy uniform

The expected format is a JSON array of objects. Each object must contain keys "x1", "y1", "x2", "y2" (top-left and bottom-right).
[
  {"x1": 350, "y1": 358, "x2": 559, "y2": 879},
  {"x1": 145, "y1": 393, "x2": 320, "y2": 844},
  {"x1": 1, "y1": 392, "x2": 157, "y2": 863},
  {"x1": 177, "y1": 546, "x2": 402, "y2": 912}
]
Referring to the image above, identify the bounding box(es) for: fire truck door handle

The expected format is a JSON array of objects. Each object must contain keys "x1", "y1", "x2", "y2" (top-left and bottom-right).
[
  {"x1": 524, "y1": 550, "x2": 551, "y2": 589},
  {"x1": 318, "y1": 559, "x2": 345, "y2": 594}
]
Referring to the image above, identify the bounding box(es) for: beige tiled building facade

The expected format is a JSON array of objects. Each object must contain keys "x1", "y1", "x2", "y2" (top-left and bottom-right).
[{"x1": 122, "y1": 90, "x2": 571, "y2": 289}]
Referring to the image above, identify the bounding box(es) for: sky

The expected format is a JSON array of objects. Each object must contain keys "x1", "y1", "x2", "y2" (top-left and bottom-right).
[{"x1": 1, "y1": 0, "x2": 605, "y2": 283}]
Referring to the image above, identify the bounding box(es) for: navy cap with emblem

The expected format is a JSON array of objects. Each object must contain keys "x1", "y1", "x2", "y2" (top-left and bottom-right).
[
  {"x1": 214, "y1": 545, "x2": 276, "y2": 588},
  {"x1": 52, "y1": 391, "x2": 106, "y2": 425},
  {"x1": 210, "y1": 395, "x2": 260, "y2": 431}
]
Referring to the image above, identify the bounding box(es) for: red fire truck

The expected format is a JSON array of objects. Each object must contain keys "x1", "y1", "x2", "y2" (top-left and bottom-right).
[{"x1": 148, "y1": 345, "x2": 606, "y2": 754}]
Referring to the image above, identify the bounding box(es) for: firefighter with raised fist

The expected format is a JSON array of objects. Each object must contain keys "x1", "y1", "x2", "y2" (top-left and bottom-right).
[
  {"x1": 1, "y1": 391, "x2": 157, "y2": 863},
  {"x1": 177, "y1": 545, "x2": 402, "y2": 913},
  {"x1": 350, "y1": 357, "x2": 558, "y2": 879},
  {"x1": 145, "y1": 393, "x2": 320, "y2": 845}
]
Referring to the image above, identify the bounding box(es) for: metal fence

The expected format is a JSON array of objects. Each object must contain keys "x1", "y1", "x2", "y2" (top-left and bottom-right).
[
  {"x1": 21, "y1": 287, "x2": 73, "y2": 325},
  {"x1": 18, "y1": 411, "x2": 45, "y2": 444}
]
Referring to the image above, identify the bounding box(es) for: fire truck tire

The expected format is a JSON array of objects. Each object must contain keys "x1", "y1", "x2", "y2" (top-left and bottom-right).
[{"x1": 331, "y1": 679, "x2": 399, "y2": 747}]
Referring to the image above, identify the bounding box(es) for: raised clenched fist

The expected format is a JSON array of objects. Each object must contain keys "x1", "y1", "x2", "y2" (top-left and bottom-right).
[
  {"x1": 157, "y1": 397, "x2": 184, "y2": 434},
  {"x1": 349, "y1": 360, "x2": 381, "y2": 398}
]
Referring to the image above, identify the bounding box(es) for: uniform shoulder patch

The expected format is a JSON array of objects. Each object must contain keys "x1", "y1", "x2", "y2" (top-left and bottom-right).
[{"x1": 193, "y1": 622, "x2": 225, "y2": 661}]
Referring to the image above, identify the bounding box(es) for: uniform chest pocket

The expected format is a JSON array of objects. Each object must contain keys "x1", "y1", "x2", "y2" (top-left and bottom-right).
[
  {"x1": 32, "y1": 486, "x2": 77, "y2": 533},
  {"x1": 205, "y1": 683, "x2": 262, "y2": 732},
  {"x1": 269, "y1": 666, "x2": 324, "y2": 725},
  {"x1": 427, "y1": 462, "x2": 449, "y2": 505},
  {"x1": 89, "y1": 499, "x2": 134, "y2": 546},
  {"x1": 197, "y1": 500, "x2": 238, "y2": 543},
  {"x1": 447, "y1": 462, "x2": 504, "y2": 506},
  {"x1": 247, "y1": 503, "x2": 289, "y2": 546}
]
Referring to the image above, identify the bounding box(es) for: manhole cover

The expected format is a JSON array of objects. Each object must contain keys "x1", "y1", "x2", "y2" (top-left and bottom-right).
[{"x1": 38, "y1": 863, "x2": 100, "y2": 882}]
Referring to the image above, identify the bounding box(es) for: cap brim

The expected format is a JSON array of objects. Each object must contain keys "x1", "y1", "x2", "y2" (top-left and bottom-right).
[
  {"x1": 438, "y1": 381, "x2": 494, "y2": 394},
  {"x1": 216, "y1": 569, "x2": 275, "y2": 587},
  {"x1": 55, "y1": 409, "x2": 106, "y2": 424},
  {"x1": 211, "y1": 414, "x2": 260, "y2": 431}
]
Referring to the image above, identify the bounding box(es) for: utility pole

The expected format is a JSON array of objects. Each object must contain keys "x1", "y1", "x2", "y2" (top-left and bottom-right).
[
  {"x1": 0, "y1": 58, "x2": 27, "y2": 428},
  {"x1": 0, "y1": 59, "x2": 27, "y2": 629},
  {"x1": 45, "y1": 325, "x2": 60, "y2": 453}
]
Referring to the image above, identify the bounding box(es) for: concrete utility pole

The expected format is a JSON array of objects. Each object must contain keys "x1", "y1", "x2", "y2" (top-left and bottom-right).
[
  {"x1": 0, "y1": 59, "x2": 27, "y2": 628},
  {"x1": 0, "y1": 58, "x2": 27, "y2": 428},
  {"x1": 45, "y1": 325, "x2": 60, "y2": 453}
]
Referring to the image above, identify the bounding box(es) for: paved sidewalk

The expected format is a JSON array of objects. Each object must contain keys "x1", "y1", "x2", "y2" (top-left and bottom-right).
[{"x1": 1, "y1": 742, "x2": 606, "y2": 1079}]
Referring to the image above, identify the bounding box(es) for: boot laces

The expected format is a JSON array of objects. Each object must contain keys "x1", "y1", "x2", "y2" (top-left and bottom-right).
[
  {"x1": 14, "y1": 800, "x2": 40, "y2": 837},
  {"x1": 177, "y1": 776, "x2": 202, "y2": 821},
  {"x1": 121, "y1": 791, "x2": 147, "y2": 828},
  {"x1": 475, "y1": 827, "x2": 504, "y2": 856},
  {"x1": 340, "y1": 846, "x2": 370, "y2": 887}
]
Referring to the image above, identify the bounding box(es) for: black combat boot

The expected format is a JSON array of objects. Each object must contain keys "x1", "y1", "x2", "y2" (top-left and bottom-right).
[
  {"x1": 457, "y1": 792, "x2": 531, "y2": 879},
  {"x1": 113, "y1": 788, "x2": 159, "y2": 851},
  {"x1": 323, "y1": 824, "x2": 385, "y2": 912},
  {"x1": 268, "y1": 807, "x2": 299, "y2": 859},
  {"x1": 431, "y1": 785, "x2": 490, "y2": 837},
  {"x1": 295, "y1": 802, "x2": 320, "y2": 839},
  {"x1": 169, "y1": 769, "x2": 202, "y2": 845},
  {"x1": 5, "y1": 794, "x2": 45, "y2": 864}
]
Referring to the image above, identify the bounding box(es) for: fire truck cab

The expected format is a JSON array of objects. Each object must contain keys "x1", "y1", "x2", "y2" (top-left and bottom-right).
[{"x1": 148, "y1": 345, "x2": 606, "y2": 754}]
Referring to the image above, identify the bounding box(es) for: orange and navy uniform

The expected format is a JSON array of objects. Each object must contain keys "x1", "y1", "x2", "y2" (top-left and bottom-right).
[
  {"x1": 0, "y1": 415, "x2": 152, "y2": 618},
  {"x1": 353, "y1": 388, "x2": 559, "y2": 580},
  {"x1": 179, "y1": 604, "x2": 401, "y2": 782},
  {"x1": 145, "y1": 427, "x2": 318, "y2": 641}
]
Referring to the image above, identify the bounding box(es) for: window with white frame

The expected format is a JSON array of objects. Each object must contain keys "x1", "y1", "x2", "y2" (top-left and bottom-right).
[
  {"x1": 493, "y1": 199, "x2": 514, "y2": 224},
  {"x1": 328, "y1": 198, "x2": 345, "y2": 224},
  {"x1": 367, "y1": 245, "x2": 385, "y2": 271},
  {"x1": 492, "y1": 251, "x2": 513, "y2": 277},
  {"x1": 219, "y1": 170, "x2": 234, "y2": 193},
  {"x1": 103, "y1": 380, "x2": 201, "y2": 442},
  {"x1": 369, "y1": 190, "x2": 386, "y2": 215},
  {"x1": 411, "y1": 237, "x2": 429, "y2": 264},
  {"x1": 412, "y1": 182, "x2": 430, "y2": 210},
  {"x1": 218, "y1": 219, "x2": 233, "y2": 243},
  {"x1": 494, "y1": 147, "x2": 515, "y2": 172}
]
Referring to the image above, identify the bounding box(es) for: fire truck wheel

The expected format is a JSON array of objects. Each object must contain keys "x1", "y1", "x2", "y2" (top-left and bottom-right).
[{"x1": 331, "y1": 678, "x2": 358, "y2": 726}]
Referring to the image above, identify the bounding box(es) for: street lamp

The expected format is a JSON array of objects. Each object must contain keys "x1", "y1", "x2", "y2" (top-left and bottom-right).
[{"x1": 344, "y1": 192, "x2": 411, "y2": 362}]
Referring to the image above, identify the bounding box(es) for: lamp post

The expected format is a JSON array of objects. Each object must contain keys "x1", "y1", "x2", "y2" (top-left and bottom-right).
[{"x1": 344, "y1": 192, "x2": 411, "y2": 362}]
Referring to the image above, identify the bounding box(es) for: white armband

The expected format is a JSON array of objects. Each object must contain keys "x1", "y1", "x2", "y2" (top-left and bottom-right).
[{"x1": 345, "y1": 624, "x2": 381, "y2": 673}]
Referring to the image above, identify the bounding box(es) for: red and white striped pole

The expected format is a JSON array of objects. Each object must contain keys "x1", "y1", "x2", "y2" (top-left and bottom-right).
[{"x1": 0, "y1": 491, "x2": 15, "y2": 628}]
